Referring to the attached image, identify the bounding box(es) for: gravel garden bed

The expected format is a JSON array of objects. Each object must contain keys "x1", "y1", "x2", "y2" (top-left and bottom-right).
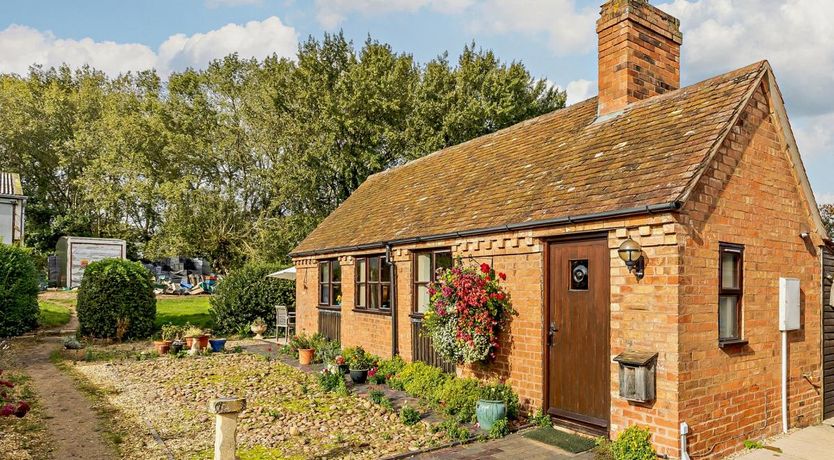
[{"x1": 69, "y1": 347, "x2": 442, "y2": 459}]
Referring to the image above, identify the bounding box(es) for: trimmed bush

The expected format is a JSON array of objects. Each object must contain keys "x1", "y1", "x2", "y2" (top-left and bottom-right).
[
  {"x1": 209, "y1": 262, "x2": 294, "y2": 335},
  {"x1": 390, "y1": 361, "x2": 450, "y2": 402},
  {"x1": 0, "y1": 244, "x2": 39, "y2": 337},
  {"x1": 436, "y1": 377, "x2": 484, "y2": 422},
  {"x1": 611, "y1": 426, "x2": 656, "y2": 460},
  {"x1": 77, "y1": 259, "x2": 156, "y2": 339}
]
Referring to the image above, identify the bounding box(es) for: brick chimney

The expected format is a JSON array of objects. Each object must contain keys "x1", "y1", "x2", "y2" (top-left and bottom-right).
[{"x1": 596, "y1": 0, "x2": 683, "y2": 116}]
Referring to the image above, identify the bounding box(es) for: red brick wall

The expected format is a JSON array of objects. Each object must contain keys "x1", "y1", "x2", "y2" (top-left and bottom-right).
[{"x1": 678, "y1": 83, "x2": 823, "y2": 459}]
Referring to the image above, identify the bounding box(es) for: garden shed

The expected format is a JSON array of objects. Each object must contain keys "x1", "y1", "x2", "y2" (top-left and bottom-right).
[
  {"x1": 0, "y1": 172, "x2": 26, "y2": 245},
  {"x1": 55, "y1": 236, "x2": 127, "y2": 288},
  {"x1": 291, "y1": 1, "x2": 832, "y2": 458}
]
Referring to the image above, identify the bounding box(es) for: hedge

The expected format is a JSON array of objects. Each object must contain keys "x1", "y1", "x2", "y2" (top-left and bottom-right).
[
  {"x1": 0, "y1": 244, "x2": 40, "y2": 336},
  {"x1": 209, "y1": 262, "x2": 295, "y2": 335},
  {"x1": 76, "y1": 259, "x2": 156, "y2": 339}
]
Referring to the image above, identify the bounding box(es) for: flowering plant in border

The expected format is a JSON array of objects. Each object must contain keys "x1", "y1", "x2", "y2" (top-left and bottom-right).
[
  {"x1": 422, "y1": 261, "x2": 516, "y2": 364},
  {"x1": 0, "y1": 369, "x2": 30, "y2": 418}
]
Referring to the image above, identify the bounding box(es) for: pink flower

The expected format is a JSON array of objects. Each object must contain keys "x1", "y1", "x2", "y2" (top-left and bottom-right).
[
  {"x1": 498, "y1": 272, "x2": 506, "y2": 281},
  {"x1": 0, "y1": 404, "x2": 14, "y2": 417}
]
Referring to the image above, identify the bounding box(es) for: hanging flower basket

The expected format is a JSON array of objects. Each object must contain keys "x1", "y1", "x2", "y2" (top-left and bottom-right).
[{"x1": 422, "y1": 261, "x2": 516, "y2": 364}]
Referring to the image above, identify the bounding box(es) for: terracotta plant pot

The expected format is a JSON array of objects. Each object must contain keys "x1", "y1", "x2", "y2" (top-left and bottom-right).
[
  {"x1": 153, "y1": 340, "x2": 172, "y2": 355},
  {"x1": 185, "y1": 337, "x2": 194, "y2": 349},
  {"x1": 298, "y1": 348, "x2": 315, "y2": 365},
  {"x1": 197, "y1": 335, "x2": 210, "y2": 350},
  {"x1": 185, "y1": 336, "x2": 209, "y2": 350},
  {"x1": 349, "y1": 369, "x2": 369, "y2": 384}
]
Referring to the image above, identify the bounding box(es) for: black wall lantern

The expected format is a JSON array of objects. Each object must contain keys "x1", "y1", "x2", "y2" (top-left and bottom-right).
[{"x1": 618, "y1": 237, "x2": 645, "y2": 280}]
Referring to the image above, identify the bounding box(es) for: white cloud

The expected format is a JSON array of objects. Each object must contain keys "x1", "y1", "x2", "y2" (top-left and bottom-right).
[
  {"x1": 817, "y1": 193, "x2": 834, "y2": 205},
  {"x1": 793, "y1": 113, "x2": 834, "y2": 160},
  {"x1": 0, "y1": 16, "x2": 298, "y2": 77},
  {"x1": 314, "y1": 0, "x2": 474, "y2": 29},
  {"x1": 464, "y1": 0, "x2": 597, "y2": 56},
  {"x1": 565, "y1": 79, "x2": 593, "y2": 105}
]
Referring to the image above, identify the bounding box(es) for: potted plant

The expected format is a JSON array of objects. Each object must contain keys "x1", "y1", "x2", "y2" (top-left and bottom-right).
[
  {"x1": 184, "y1": 325, "x2": 209, "y2": 350},
  {"x1": 156, "y1": 323, "x2": 182, "y2": 355},
  {"x1": 250, "y1": 317, "x2": 267, "y2": 340},
  {"x1": 476, "y1": 383, "x2": 509, "y2": 431},
  {"x1": 208, "y1": 338, "x2": 227, "y2": 352},
  {"x1": 335, "y1": 355, "x2": 349, "y2": 374},
  {"x1": 291, "y1": 334, "x2": 315, "y2": 365},
  {"x1": 345, "y1": 346, "x2": 373, "y2": 384},
  {"x1": 170, "y1": 339, "x2": 185, "y2": 354}
]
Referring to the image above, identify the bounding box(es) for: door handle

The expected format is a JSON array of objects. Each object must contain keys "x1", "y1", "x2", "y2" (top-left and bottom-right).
[{"x1": 547, "y1": 322, "x2": 559, "y2": 346}]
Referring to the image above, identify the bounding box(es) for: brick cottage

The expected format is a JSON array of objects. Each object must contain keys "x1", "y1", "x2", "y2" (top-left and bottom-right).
[{"x1": 291, "y1": 1, "x2": 834, "y2": 458}]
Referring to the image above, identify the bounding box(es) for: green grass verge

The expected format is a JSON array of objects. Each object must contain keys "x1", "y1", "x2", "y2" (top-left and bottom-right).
[
  {"x1": 155, "y1": 295, "x2": 213, "y2": 329},
  {"x1": 38, "y1": 300, "x2": 73, "y2": 328}
]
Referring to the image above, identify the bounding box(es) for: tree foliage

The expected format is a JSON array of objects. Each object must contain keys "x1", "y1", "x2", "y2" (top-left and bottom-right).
[
  {"x1": 0, "y1": 34, "x2": 565, "y2": 270},
  {"x1": 821, "y1": 204, "x2": 833, "y2": 240}
]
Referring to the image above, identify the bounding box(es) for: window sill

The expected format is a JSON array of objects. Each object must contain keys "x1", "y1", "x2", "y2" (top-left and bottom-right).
[
  {"x1": 317, "y1": 306, "x2": 342, "y2": 312},
  {"x1": 718, "y1": 339, "x2": 748, "y2": 348},
  {"x1": 352, "y1": 308, "x2": 391, "y2": 316}
]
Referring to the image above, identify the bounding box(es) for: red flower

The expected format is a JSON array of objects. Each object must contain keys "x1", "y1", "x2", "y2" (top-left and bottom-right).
[
  {"x1": 0, "y1": 404, "x2": 14, "y2": 417},
  {"x1": 368, "y1": 367, "x2": 378, "y2": 377},
  {"x1": 480, "y1": 263, "x2": 490, "y2": 274},
  {"x1": 14, "y1": 401, "x2": 29, "y2": 418},
  {"x1": 498, "y1": 272, "x2": 506, "y2": 281}
]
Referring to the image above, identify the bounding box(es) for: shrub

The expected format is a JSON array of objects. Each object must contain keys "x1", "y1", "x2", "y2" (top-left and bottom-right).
[
  {"x1": 209, "y1": 262, "x2": 294, "y2": 335},
  {"x1": 0, "y1": 244, "x2": 39, "y2": 337},
  {"x1": 312, "y1": 335, "x2": 340, "y2": 364},
  {"x1": 608, "y1": 426, "x2": 655, "y2": 460},
  {"x1": 399, "y1": 405, "x2": 421, "y2": 426},
  {"x1": 436, "y1": 377, "x2": 484, "y2": 422},
  {"x1": 390, "y1": 361, "x2": 449, "y2": 402},
  {"x1": 531, "y1": 408, "x2": 551, "y2": 428},
  {"x1": 436, "y1": 417, "x2": 470, "y2": 442},
  {"x1": 488, "y1": 417, "x2": 509, "y2": 439},
  {"x1": 480, "y1": 381, "x2": 520, "y2": 419},
  {"x1": 76, "y1": 259, "x2": 156, "y2": 339},
  {"x1": 368, "y1": 389, "x2": 386, "y2": 404},
  {"x1": 317, "y1": 369, "x2": 346, "y2": 393},
  {"x1": 373, "y1": 356, "x2": 405, "y2": 384}
]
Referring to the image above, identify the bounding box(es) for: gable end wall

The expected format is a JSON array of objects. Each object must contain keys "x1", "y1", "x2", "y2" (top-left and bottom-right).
[{"x1": 678, "y1": 82, "x2": 822, "y2": 459}]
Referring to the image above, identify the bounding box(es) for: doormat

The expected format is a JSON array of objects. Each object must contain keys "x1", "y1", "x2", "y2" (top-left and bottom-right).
[{"x1": 522, "y1": 426, "x2": 596, "y2": 453}]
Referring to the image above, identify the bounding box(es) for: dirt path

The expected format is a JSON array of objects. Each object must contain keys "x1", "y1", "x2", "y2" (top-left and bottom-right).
[{"x1": 16, "y1": 313, "x2": 116, "y2": 459}]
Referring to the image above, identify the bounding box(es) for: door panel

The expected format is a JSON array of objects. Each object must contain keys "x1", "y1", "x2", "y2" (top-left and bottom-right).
[
  {"x1": 823, "y1": 247, "x2": 834, "y2": 419},
  {"x1": 547, "y1": 237, "x2": 610, "y2": 431}
]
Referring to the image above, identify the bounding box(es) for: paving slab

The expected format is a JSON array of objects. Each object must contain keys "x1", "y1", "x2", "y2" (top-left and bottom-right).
[{"x1": 733, "y1": 423, "x2": 834, "y2": 460}]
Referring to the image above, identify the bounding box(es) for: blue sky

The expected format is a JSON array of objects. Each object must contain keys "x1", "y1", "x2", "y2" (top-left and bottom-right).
[{"x1": 1, "y1": 0, "x2": 832, "y2": 203}]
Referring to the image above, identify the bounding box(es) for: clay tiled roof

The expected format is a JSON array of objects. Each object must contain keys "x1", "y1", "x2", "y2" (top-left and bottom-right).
[
  {"x1": 0, "y1": 172, "x2": 23, "y2": 197},
  {"x1": 293, "y1": 61, "x2": 768, "y2": 256}
]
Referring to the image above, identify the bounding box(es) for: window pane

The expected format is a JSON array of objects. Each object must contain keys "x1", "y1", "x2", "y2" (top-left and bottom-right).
[
  {"x1": 417, "y1": 253, "x2": 432, "y2": 282},
  {"x1": 721, "y1": 251, "x2": 740, "y2": 289},
  {"x1": 357, "y1": 283, "x2": 366, "y2": 307},
  {"x1": 331, "y1": 261, "x2": 341, "y2": 283},
  {"x1": 320, "y1": 285, "x2": 330, "y2": 305},
  {"x1": 370, "y1": 285, "x2": 379, "y2": 309},
  {"x1": 435, "y1": 251, "x2": 453, "y2": 272},
  {"x1": 381, "y1": 284, "x2": 391, "y2": 309},
  {"x1": 719, "y1": 295, "x2": 738, "y2": 339},
  {"x1": 369, "y1": 257, "x2": 380, "y2": 282},
  {"x1": 319, "y1": 262, "x2": 329, "y2": 283},
  {"x1": 332, "y1": 284, "x2": 342, "y2": 306},
  {"x1": 417, "y1": 285, "x2": 430, "y2": 313},
  {"x1": 356, "y1": 258, "x2": 366, "y2": 282},
  {"x1": 381, "y1": 261, "x2": 391, "y2": 282}
]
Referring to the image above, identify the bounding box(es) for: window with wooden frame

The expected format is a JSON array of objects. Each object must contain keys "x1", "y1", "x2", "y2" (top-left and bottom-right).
[
  {"x1": 354, "y1": 255, "x2": 391, "y2": 313},
  {"x1": 718, "y1": 243, "x2": 744, "y2": 345},
  {"x1": 413, "y1": 249, "x2": 453, "y2": 314},
  {"x1": 318, "y1": 259, "x2": 342, "y2": 308}
]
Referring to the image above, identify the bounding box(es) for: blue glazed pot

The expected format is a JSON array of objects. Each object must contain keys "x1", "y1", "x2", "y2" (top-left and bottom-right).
[
  {"x1": 208, "y1": 338, "x2": 227, "y2": 353},
  {"x1": 476, "y1": 399, "x2": 507, "y2": 431}
]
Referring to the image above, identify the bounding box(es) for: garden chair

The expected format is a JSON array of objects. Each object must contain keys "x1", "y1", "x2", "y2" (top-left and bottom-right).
[{"x1": 275, "y1": 305, "x2": 295, "y2": 344}]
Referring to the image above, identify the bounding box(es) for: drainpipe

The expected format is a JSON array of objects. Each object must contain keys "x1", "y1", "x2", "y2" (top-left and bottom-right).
[
  {"x1": 387, "y1": 244, "x2": 398, "y2": 357},
  {"x1": 680, "y1": 422, "x2": 691, "y2": 460},
  {"x1": 781, "y1": 329, "x2": 788, "y2": 433}
]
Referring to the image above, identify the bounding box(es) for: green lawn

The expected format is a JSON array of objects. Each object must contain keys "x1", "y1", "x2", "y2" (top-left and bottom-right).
[
  {"x1": 155, "y1": 295, "x2": 213, "y2": 329},
  {"x1": 38, "y1": 300, "x2": 73, "y2": 328}
]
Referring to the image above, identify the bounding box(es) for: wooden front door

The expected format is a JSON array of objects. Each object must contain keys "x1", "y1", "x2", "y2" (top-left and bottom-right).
[
  {"x1": 823, "y1": 247, "x2": 834, "y2": 420},
  {"x1": 546, "y1": 236, "x2": 610, "y2": 433}
]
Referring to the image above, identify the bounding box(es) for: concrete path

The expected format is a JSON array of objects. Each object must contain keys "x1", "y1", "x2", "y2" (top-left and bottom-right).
[
  {"x1": 733, "y1": 421, "x2": 834, "y2": 460},
  {"x1": 414, "y1": 430, "x2": 595, "y2": 460}
]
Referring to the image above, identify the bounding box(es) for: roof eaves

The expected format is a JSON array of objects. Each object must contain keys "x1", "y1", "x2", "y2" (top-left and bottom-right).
[{"x1": 290, "y1": 201, "x2": 682, "y2": 258}]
